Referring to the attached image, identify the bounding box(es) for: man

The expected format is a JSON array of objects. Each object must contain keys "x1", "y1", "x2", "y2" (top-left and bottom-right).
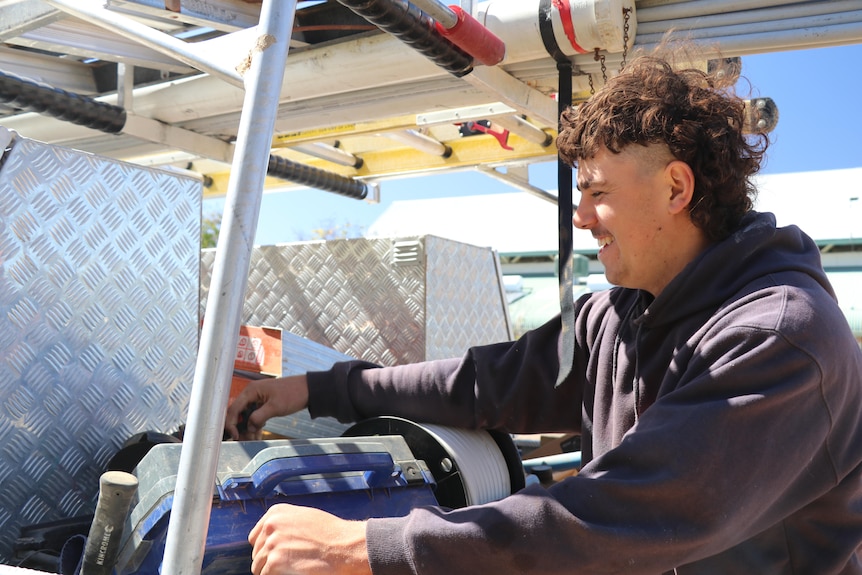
[{"x1": 226, "y1": 51, "x2": 862, "y2": 574}]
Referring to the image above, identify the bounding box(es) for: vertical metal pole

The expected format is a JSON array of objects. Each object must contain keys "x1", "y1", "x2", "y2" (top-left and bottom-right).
[{"x1": 159, "y1": 2, "x2": 296, "y2": 575}]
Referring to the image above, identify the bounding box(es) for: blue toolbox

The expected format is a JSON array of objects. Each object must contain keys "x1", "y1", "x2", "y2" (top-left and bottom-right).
[
  {"x1": 114, "y1": 435, "x2": 439, "y2": 575},
  {"x1": 52, "y1": 417, "x2": 526, "y2": 575}
]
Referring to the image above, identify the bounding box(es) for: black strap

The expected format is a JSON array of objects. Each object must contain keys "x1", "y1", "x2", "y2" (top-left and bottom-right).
[
  {"x1": 537, "y1": 1, "x2": 576, "y2": 387},
  {"x1": 538, "y1": 0, "x2": 568, "y2": 64},
  {"x1": 555, "y1": 60, "x2": 575, "y2": 387}
]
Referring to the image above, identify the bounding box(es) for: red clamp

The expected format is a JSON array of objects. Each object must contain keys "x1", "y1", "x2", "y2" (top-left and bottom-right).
[{"x1": 460, "y1": 121, "x2": 513, "y2": 150}]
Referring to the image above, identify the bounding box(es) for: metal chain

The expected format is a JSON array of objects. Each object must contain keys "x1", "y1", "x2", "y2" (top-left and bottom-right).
[
  {"x1": 589, "y1": 49, "x2": 607, "y2": 95},
  {"x1": 620, "y1": 7, "x2": 631, "y2": 72},
  {"x1": 589, "y1": 7, "x2": 631, "y2": 94},
  {"x1": 596, "y1": 49, "x2": 608, "y2": 84}
]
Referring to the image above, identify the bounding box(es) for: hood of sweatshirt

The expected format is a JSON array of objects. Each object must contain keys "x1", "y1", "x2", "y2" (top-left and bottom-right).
[{"x1": 637, "y1": 211, "x2": 834, "y2": 329}]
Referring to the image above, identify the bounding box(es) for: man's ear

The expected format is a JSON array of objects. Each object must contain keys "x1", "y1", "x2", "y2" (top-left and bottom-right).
[{"x1": 666, "y1": 160, "x2": 696, "y2": 215}]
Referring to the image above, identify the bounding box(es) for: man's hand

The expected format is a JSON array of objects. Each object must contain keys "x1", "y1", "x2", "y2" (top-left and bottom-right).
[
  {"x1": 249, "y1": 503, "x2": 372, "y2": 575},
  {"x1": 225, "y1": 374, "x2": 310, "y2": 440}
]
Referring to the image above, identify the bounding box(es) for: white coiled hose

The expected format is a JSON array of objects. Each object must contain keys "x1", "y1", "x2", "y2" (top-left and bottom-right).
[{"x1": 418, "y1": 424, "x2": 512, "y2": 505}]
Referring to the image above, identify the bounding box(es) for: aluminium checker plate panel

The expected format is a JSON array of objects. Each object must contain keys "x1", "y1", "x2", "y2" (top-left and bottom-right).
[
  {"x1": 200, "y1": 235, "x2": 512, "y2": 368},
  {"x1": 0, "y1": 129, "x2": 201, "y2": 562}
]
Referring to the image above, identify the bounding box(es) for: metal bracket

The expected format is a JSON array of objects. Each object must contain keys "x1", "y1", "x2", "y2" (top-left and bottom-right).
[{"x1": 43, "y1": 0, "x2": 246, "y2": 87}]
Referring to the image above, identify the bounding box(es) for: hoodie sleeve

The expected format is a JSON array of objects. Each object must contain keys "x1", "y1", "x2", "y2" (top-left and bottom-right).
[{"x1": 306, "y1": 314, "x2": 584, "y2": 433}]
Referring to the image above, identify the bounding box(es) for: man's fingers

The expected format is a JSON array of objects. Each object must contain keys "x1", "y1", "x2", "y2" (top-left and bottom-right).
[
  {"x1": 226, "y1": 386, "x2": 264, "y2": 440},
  {"x1": 249, "y1": 518, "x2": 262, "y2": 550},
  {"x1": 249, "y1": 508, "x2": 276, "y2": 575},
  {"x1": 250, "y1": 541, "x2": 267, "y2": 575},
  {"x1": 227, "y1": 375, "x2": 309, "y2": 441},
  {"x1": 245, "y1": 402, "x2": 277, "y2": 435}
]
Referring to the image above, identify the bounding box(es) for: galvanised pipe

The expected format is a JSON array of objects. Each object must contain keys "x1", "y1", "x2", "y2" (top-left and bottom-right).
[
  {"x1": 636, "y1": 0, "x2": 861, "y2": 35},
  {"x1": 636, "y1": 7, "x2": 862, "y2": 45},
  {"x1": 159, "y1": 2, "x2": 295, "y2": 575},
  {"x1": 634, "y1": 19, "x2": 862, "y2": 56},
  {"x1": 411, "y1": 0, "x2": 458, "y2": 28},
  {"x1": 636, "y1": 0, "x2": 813, "y2": 23}
]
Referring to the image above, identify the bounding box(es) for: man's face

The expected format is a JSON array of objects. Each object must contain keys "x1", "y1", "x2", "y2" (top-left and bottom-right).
[{"x1": 574, "y1": 145, "x2": 683, "y2": 297}]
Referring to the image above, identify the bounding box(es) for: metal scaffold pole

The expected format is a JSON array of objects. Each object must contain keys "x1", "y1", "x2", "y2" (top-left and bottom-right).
[{"x1": 159, "y1": 1, "x2": 297, "y2": 575}]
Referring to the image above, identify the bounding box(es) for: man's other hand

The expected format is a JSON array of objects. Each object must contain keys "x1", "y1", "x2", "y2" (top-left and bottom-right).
[{"x1": 249, "y1": 503, "x2": 372, "y2": 575}]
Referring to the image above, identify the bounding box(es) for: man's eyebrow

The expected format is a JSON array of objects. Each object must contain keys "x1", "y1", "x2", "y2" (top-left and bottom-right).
[{"x1": 576, "y1": 178, "x2": 593, "y2": 192}]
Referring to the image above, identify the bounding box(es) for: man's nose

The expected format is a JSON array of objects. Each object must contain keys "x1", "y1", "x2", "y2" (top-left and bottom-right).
[{"x1": 573, "y1": 200, "x2": 593, "y2": 230}]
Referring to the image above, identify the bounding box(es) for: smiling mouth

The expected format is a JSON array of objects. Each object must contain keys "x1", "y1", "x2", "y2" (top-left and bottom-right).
[{"x1": 597, "y1": 236, "x2": 614, "y2": 249}]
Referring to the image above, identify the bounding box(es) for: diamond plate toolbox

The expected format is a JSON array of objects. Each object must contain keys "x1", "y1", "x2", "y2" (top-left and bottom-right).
[
  {"x1": 0, "y1": 129, "x2": 201, "y2": 561},
  {"x1": 201, "y1": 236, "x2": 512, "y2": 366}
]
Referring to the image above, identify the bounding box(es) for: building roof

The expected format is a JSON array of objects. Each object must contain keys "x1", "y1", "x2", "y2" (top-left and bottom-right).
[{"x1": 367, "y1": 167, "x2": 862, "y2": 255}]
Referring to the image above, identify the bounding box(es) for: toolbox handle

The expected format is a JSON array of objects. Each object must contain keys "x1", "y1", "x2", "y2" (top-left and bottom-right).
[{"x1": 218, "y1": 451, "x2": 403, "y2": 500}]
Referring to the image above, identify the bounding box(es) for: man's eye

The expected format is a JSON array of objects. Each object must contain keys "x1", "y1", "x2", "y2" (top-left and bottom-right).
[{"x1": 591, "y1": 191, "x2": 605, "y2": 198}]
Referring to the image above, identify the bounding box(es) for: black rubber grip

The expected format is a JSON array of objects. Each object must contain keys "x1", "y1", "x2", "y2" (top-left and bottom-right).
[
  {"x1": 336, "y1": 0, "x2": 473, "y2": 77},
  {"x1": 267, "y1": 154, "x2": 368, "y2": 199},
  {"x1": 0, "y1": 70, "x2": 126, "y2": 134}
]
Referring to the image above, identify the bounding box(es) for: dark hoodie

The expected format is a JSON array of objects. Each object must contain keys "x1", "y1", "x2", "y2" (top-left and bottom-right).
[{"x1": 307, "y1": 212, "x2": 862, "y2": 574}]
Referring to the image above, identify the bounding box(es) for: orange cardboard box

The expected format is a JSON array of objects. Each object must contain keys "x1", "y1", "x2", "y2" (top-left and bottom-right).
[
  {"x1": 229, "y1": 325, "x2": 283, "y2": 402},
  {"x1": 234, "y1": 325, "x2": 283, "y2": 375}
]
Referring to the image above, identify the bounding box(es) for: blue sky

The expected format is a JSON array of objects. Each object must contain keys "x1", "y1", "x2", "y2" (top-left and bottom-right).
[{"x1": 204, "y1": 42, "x2": 862, "y2": 246}]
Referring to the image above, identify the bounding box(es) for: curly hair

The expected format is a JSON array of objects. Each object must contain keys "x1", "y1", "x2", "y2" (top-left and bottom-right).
[{"x1": 556, "y1": 52, "x2": 768, "y2": 241}]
